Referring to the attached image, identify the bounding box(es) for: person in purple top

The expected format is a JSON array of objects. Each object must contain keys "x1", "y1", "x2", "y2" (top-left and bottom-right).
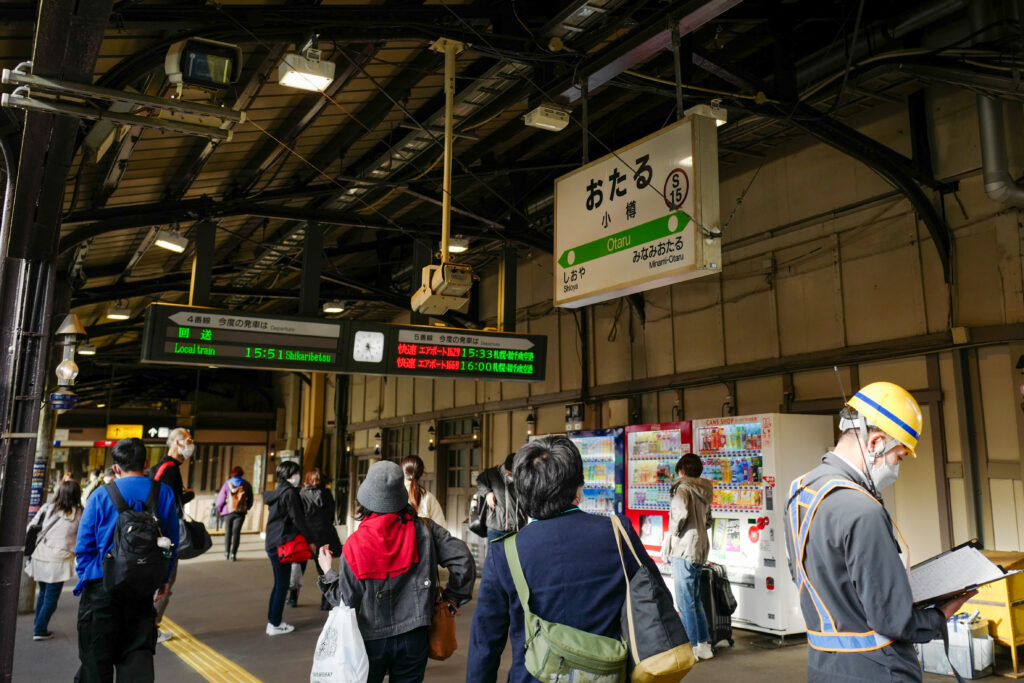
[
  {"x1": 74, "y1": 437, "x2": 178, "y2": 682},
  {"x1": 215, "y1": 465, "x2": 254, "y2": 561}
]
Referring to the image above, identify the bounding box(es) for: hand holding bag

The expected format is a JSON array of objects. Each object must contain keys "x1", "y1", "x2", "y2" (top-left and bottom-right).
[
  {"x1": 611, "y1": 515, "x2": 695, "y2": 683},
  {"x1": 177, "y1": 515, "x2": 213, "y2": 560},
  {"x1": 310, "y1": 605, "x2": 369, "y2": 683},
  {"x1": 429, "y1": 589, "x2": 460, "y2": 660}
]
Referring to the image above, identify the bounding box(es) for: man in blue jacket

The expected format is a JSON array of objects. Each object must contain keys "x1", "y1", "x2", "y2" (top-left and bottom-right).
[
  {"x1": 75, "y1": 438, "x2": 178, "y2": 682},
  {"x1": 467, "y1": 436, "x2": 662, "y2": 682}
]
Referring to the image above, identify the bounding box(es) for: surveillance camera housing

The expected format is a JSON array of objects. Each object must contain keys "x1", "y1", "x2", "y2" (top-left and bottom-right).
[{"x1": 166, "y1": 38, "x2": 243, "y2": 90}]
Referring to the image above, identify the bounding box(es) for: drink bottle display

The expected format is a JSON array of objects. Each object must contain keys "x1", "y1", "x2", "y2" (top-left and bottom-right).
[{"x1": 569, "y1": 428, "x2": 625, "y2": 516}]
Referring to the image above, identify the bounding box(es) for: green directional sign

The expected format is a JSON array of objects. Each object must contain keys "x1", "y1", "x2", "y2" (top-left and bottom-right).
[{"x1": 557, "y1": 211, "x2": 692, "y2": 269}]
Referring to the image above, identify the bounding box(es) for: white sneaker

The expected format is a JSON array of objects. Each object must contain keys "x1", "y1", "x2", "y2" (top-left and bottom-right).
[
  {"x1": 265, "y1": 622, "x2": 295, "y2": 636},
  {"x1": 156, "y1": 630, "x2": 173, "y2": 644},
  {"x1": 693, "y1": 642, "x2": 715, "y2": 660}
]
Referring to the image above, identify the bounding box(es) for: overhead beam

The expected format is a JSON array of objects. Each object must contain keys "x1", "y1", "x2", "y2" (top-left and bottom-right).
[
  {"x1": 231, "y1": 42, "x2": 378, "y2": 197},
  {"x1": 555, "y1": 0, "x2": 745, "y2": 103}
]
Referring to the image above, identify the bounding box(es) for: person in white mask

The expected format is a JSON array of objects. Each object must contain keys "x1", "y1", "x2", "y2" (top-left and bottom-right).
[
  {"x1": 148, "y1": 427, "x2": 197, "y2": 643},
  {"x1": 784, "y1": 382, "x2": 973, "y2": 682}
]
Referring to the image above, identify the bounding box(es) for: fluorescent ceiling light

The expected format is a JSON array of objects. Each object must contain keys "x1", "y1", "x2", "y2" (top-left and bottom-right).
[
  {"x1": 154, "y1": 228, "x2": 188, "y2": 253},
  {"x1": 77, "y1": 343, "x2": 96, "y2": 356},
  {"x1": 106, "y1": 303, "x2": 131, "y2": 320},
  {"x1": 279, "y1": 49, "x2": 335, "y2": 92},
  {"x1": 447, "y1": 236, "x2": 470, "y2": 253},
  {"x1": 322, "y1": 300, "x2": 345, "y2": 314}
]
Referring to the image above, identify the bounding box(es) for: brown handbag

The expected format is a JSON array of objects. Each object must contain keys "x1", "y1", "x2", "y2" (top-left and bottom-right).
[{"x1": 428, "y1": 589, "x2": 459, "y2": 660}]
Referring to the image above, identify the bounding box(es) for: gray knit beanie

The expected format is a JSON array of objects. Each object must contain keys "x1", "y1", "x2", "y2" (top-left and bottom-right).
[{"x1": 357, "y1": 460, "x2": 409, "y2": 514}]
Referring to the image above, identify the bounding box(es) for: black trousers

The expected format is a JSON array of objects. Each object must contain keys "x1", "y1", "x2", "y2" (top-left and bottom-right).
[
  {"x1": 75, "y1": 579, "x2": 157, "y2": 683},
  {"x1": 222, "y1": 512, "x2": 245, "y2": 556},
  {"x1": 365, "y1": 627, "x2": 430, "y2": 683}
]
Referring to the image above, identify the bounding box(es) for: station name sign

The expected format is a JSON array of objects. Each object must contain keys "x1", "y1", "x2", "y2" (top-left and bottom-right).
[{"x1": 141, "y1": 304, "x2": 546, "y2": 382}]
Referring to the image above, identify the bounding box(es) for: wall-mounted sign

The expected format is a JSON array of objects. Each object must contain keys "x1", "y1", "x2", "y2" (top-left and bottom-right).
[
  {"x1": 141, "y1": 304, "x2": 547, "y2": 382},
  {"x1": 553, "y1": 115, "x2": 721, "y2": 308},
  {"x1": 106, "y1": 424, "x2": 143, "y2": 440},
  {"x1": 565, "y1": 402, "x2": 585, "y2": 431}
]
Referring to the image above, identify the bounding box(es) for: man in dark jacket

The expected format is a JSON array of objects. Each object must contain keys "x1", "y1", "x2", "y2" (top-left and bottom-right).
[
  {"x1": 476, "y1": 453, "x2": 525, "y2": 541},
  {"x1": 467, "y1": 437, "x2": 661, "y2": 682},
  {"x1": 147, "y1": 426, "x2": 195, "y2": 643}
]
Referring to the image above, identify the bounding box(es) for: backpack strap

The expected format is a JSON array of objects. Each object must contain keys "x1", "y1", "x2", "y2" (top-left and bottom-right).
[
  {"x1": 104, "y1": 482, "x2": 129, "y2": 513},
  {"x1": 145, "y1": 479, "x2": 162, "y2": 514},
  {"x1": 154, "y1": 460, "x2": 174, "y2": 482},
  {"x1": 503, "y1": 534, "x2": 534, "y2": 620}
]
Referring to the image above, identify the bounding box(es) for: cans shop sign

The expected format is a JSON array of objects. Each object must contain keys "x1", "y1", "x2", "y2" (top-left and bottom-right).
[{"x1": 553, "y1": 114, "x2": 722, "y2": 308}]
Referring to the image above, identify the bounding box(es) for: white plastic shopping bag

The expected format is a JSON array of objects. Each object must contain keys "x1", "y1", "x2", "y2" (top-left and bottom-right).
[{"x1": 310, "y1": 605, "x2": 368, "y2": 683}]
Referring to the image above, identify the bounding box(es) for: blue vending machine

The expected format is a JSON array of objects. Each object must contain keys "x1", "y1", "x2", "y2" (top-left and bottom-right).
[{"x1": 569, "y1": 427, "x2": 625, "y2": 516}]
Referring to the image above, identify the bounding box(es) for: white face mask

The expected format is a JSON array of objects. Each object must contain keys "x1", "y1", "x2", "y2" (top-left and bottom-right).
[
  {"x1": 180, "y1": 443, "x2": 195, "y2": 458},
  {"x1": 288, "y1": 474, "x2": 300, "y2": 487},
  {"x1": 868, "y1": 441, "x2": 900, "y2": 491}
]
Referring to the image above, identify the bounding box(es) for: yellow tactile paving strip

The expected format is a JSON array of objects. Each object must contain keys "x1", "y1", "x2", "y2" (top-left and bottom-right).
[{"x1": 160, "y1": 617, "x2": 262, "y2": 683}]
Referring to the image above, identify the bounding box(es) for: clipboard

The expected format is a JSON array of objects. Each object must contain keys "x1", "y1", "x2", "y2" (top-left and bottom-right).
[{"x1": 910, "y1": 539, "x2": 1022, "y2": 607}]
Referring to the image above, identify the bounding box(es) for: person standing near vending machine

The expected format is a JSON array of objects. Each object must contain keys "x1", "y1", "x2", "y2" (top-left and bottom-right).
[
  {"x1": 785, "y1": 382, "x2": 974, "y2": 682},
  {"x1": 662, "y1": 453, "x2": 715, "y2": 661}
]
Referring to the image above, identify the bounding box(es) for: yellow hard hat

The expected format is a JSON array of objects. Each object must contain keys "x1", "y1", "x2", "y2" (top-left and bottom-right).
[{"x1": 845, "y1": 381, "x2": 922, "y2": 457}]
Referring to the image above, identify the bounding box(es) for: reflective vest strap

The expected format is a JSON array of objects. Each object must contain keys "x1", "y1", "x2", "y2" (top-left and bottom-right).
[{"x1": 807, "y1": 631, "x2": 894, "y2": 653}]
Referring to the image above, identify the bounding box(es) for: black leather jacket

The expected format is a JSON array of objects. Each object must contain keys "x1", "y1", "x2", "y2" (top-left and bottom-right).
[
  {"x1": 318, "y1": 518, "x2": 475, "y2": 641},
  {"x1": 476, "y1": 465, "x2": 525, "y2": 533}
]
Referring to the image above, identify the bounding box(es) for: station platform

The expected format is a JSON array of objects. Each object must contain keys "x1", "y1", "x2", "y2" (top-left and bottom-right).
[{"x1": 14, "y1": 533, "x2": 957, "y2": 682}]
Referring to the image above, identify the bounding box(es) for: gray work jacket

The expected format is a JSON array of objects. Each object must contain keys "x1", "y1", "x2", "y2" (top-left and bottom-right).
[
  {"x1": 318, "y1": 517, "x2": 475, "y2": 641},
  {"x1": 785, "y1": 453, "x2": 945, "y2": 682}
]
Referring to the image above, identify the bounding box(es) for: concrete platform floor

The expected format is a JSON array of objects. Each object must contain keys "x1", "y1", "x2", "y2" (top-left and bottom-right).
[{"x1": 12, "y1": 534, "x2": 981, "y2": 681}]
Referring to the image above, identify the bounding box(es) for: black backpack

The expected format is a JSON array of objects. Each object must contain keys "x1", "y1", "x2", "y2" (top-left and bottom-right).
[{"x1": 102, "y1": 480, "x2": 170, "y2": 599}]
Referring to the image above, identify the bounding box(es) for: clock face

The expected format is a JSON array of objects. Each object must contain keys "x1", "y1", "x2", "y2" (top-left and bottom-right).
[{"x1": 352, "y1": 330, "x2": 385, "y2": 363}]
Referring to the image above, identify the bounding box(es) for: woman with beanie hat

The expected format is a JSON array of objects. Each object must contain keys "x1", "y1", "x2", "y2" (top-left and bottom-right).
[{"x1": 317, "y1": 460, "x2": 475, "y2": 683}]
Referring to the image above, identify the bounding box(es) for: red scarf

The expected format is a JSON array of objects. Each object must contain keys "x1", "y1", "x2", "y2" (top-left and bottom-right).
[{"x1": 342, "y1": 512, "x2": 419, "y2": 580}]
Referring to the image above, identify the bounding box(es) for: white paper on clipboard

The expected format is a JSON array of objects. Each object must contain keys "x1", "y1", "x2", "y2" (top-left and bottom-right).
[{"x1": 910, "y1": 544, "x2": 1021, "y2": 605}]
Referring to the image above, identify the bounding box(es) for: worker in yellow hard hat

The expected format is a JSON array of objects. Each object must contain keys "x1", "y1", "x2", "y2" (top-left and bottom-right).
[{"x1": 785, "y1": 381, "x2": 974, "y2": 682}]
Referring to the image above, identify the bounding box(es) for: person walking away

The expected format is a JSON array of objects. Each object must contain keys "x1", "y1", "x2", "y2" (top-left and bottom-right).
[
  {"x1": 85, "y1": 468, "x2": 115, "y2": 503},
  {"x1": 25, "y1": 478, "x2": 83, "y2": 640},
  {"x1": 264, "y1": 460, "x2": 316, "y2": 635},
  {"x1": 81, "y1": 468, "x2": 102, "y2": 501},
  {"x1": 74, "y1": 437, "x2": 178, "y2": 682},
  {"x1": 662, "y1": 453, "x2": 714, "y2": 660},
  {"x1": 400, "y1": 455, "x2": 447, "y2": 527},
  {"x1": 318, "y1": 460, "x2": 475, "y2": 683},
  {"x1": 216, "y1": 466, "x2": 253, "y2": 561},
  {"x1": 147, "y1": 427, "x2": 196, "y2": 643},
  {"x1": 300, "y1": 467, "x2": 343, "y2": 610},
  {"x1": 785, "y1": 382, "x2": 976, "y2": 682},
  {"x1": 467, "y1": 437, "x2": 664, "y2": 682},
  {"x1": 476, "y1": 453, "x2": 525, "y2": 542}
]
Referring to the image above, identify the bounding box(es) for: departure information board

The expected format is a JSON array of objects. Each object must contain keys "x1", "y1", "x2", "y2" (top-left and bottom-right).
[{"x1": 141, "y1": 304, "x2": 546, "y2": 382}]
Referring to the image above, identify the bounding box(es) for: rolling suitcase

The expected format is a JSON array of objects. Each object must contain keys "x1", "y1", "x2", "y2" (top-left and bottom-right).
[{"x1": 700, "y1": 563, "x2": 734, "y2": 651}]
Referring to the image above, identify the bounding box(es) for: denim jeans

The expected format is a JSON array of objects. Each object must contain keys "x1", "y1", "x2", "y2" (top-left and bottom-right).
[
  {"x1": 365, "y1": 627, "x2": 429, "y2": 683},
  {"x1": 671, "y1": 557, "x2": 709, "y2": 645},
  {"x1": 34, "y1": 581, "x2": 63, "y2": 636},
  {"x1": 267, "y1": 550, "x2": 291, "y2": 626},
  {"x1": 486, "y1": 528, "x2": 505, "y2": 542}
]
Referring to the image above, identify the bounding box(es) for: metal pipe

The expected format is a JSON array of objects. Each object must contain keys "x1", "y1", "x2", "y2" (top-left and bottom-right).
[
  {"x1": 972, "y1": 1, "x2": 1024, "y2": 207},
  {"x1": 437, "y1": 38, "x2": 461, "y2": 265},
  {"x1": 0, "y1": 131, "x2": 15, "y2": 276}
]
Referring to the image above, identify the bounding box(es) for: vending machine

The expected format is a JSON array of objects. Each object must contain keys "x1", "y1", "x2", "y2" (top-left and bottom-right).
[
  {"x1": 693, "y1": 413, "x2": 834, "y2": 636},
  {"x1": 624, "y1": 421, "x2": 693, "y2": 564},
  {"x1": 568, "y1": 428, "x2": 625, "y2": 516}
]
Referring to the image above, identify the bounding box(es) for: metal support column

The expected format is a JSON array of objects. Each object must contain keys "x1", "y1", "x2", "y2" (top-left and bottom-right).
[
  {"x1": 189, "y1": 219, "x2": 216, "y2": 306},
  {"x1": 0, "y1": 1, "x2": 113, "y2": 675},
  {"x1": 431, "y1": 38, "x2": 463, "y2": 264},
  {"x1": 581, "y1": 78, "x2": 590, "y2": 164},
  {"x1": 671, "y1": 22, "x2": 684, "y2": 121},
  {"x1": 300, "y1": 221, "x2": 322, "y2": 316},
  {"x1": 497, "y1": 246, "x2": 517, "y2": 332}
]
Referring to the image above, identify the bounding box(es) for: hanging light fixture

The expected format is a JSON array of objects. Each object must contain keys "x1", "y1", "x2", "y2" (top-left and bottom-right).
[
  {"x1": 322, "y1": 299, "x2": 345, "y2": 314},
  {"x1": 374, "y1": 431, "x2": 381, "y2": 456},
  {"x1": 525, "y1": 412, "x2": 536, "y2": 437},
  {"x1": 472, "y1": 417, "x2": 480, "y2": 440},
  {"x1": 77, "y1": 343, "x2": 96, "y2": 356},
  {"x1": 279, "y1": 38, "x2": 335, "y2": 92},
  {"x1": 153, "y1": 228, "x2": 188, "y2": 253},
  {"x1": 427, "y1": 423, "x2": 435, "y2": 451},
  {"x1": 106, "y1": 301, "x2": 131, "y2": 320}
]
